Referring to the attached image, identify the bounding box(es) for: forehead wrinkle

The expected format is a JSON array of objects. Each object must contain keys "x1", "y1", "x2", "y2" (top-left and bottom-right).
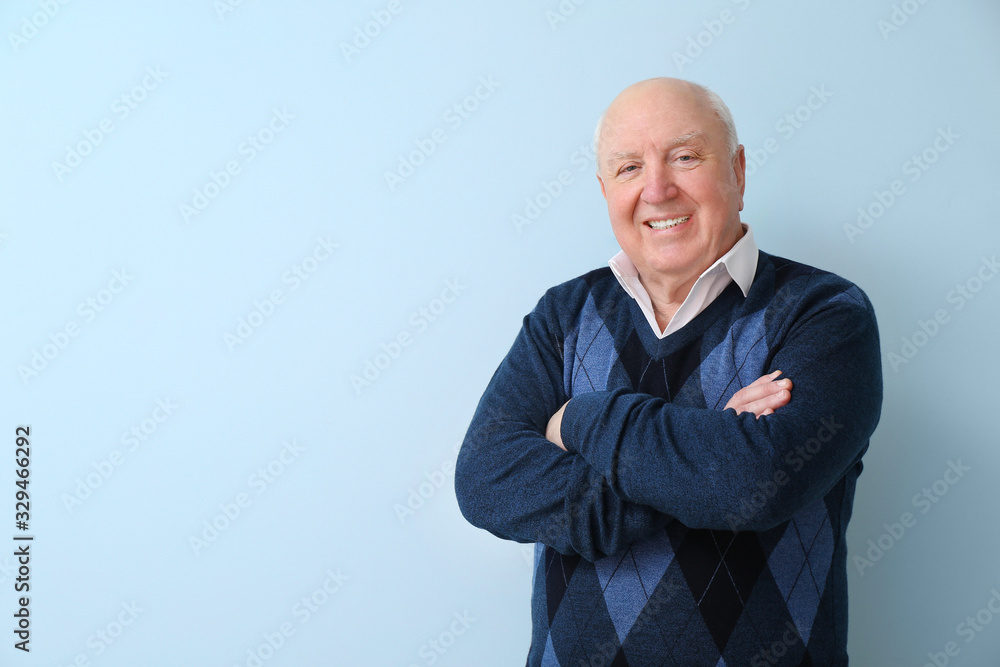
[{"x1": 604, "y1": 131, "x2": 707, "y2": 168}]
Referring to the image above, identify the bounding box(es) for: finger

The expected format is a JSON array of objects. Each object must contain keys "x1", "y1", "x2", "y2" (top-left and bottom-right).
[
  {"x1": 744, "y1": 388, "x2": 791, "y2": 415},
  {"x1": 747, "y1": 370, "x2": 782, "y2": 388},
  {"x1": 732, "y1": 377, "x2": 791, "y2": 406},
  {"x1": 724, "y1": 373, "x2": 791, "y2": 413},
  {"x1": 739, "y1": 387, "x2": 792, "y2": 416}
]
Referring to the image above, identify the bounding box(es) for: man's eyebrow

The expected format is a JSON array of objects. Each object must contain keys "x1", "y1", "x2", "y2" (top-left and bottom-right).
[
  {"x1": 667, "y1": 131, "x2": 706, "y2": 148},
  {"x1": 605, "y1": 131, "x2": 707, "y2": 166}
]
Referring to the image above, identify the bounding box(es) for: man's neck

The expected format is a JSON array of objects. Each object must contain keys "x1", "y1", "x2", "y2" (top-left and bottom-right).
[
  {"x1": 638, "y1": 272, "x2": 698, "y2": 331},
  {"x1": 637, "y1": 223, "x2": 746, "y2": 332}
]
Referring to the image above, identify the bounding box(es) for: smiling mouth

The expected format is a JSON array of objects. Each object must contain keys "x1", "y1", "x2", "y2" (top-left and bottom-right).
[{"x1": 645, "y1": 216, "x2": 690, "y2": 230}]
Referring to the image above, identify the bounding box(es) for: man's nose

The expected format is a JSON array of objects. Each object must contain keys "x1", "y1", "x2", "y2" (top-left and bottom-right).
[{"x1": 641, "y1": 162, "x2": 678, "y2": 204}]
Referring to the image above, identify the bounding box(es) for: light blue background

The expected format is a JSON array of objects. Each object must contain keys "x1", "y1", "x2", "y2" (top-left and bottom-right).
[{"x1": 2, "y1": 1, "x2": 998, "y2": 664}]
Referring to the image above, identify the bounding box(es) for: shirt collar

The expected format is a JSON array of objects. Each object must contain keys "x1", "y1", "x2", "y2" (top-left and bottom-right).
[{"x1": 609, "y1": 223, "x2": 759, "y2": 299}]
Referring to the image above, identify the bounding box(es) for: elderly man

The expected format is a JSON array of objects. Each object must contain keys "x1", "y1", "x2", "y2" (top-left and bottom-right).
[{"x1": 455, "y1": 78, "x2": 882, "y2": 665}]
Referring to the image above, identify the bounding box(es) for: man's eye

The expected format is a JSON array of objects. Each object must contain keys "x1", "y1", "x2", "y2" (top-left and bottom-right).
[{"x1": 620, "y1": 165, "x2": 638, "y2": 174}]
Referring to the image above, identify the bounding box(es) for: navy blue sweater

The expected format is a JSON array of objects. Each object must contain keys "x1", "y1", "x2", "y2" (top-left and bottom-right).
[{"x1": 455, "y1": 251, "x2": 882, "y2": 666}]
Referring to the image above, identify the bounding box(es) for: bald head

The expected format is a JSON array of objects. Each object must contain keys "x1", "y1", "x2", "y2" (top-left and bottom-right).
[{"x1": 594, "y1": 78, "x2": 738, "y2": 175}]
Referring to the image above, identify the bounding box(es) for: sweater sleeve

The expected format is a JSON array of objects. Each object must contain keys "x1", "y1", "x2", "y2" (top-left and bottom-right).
[
  {"x1": 559, "y1": 286, "x2": 883, "y2": 532},
  {"x1": 454, "y1": 289, "x2": 672, "y2": 561}
]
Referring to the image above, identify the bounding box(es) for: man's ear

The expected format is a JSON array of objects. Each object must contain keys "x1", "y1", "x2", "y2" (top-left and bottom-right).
[
  {"x1": 597, "y1": 171, "x2": 607, "y2": 200},
  {"x1": 732, "y1": 145, "x2": 746, "y2": 211}
]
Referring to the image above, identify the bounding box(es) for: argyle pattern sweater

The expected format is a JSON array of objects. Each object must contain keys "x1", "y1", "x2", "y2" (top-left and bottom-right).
[{"x1": 455, "y1": 251, "x2": 883, "y2": 666}]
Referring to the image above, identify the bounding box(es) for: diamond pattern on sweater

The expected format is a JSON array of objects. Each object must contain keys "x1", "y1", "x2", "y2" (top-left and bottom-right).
[
  {"x1": 767, "y1": 498, "x2": 834, "y2": 644},
  {"x1": 570, "y1": 293, "x2": 618, "y2": 394},
  {"x1": 698, "y1": 308, "x2": 768, "y2": 411},
  {"x1": 620, "y1": 331, "x2": 660, "y2": 396},
  {"x1": 541, "y1": 633, "x2": 560, "y2": 666},
  {"x1": 672, "y1": 528, "x2": 768, "y2": 654},
  {"x1": 594, "y1": 530, "x2": 675, "y2": 644},
  {"x1": 546, "y1": 549, "x2": 582, "y2": 627}
]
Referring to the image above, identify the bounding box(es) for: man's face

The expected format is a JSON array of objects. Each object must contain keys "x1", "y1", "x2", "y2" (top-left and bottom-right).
[{"x1": 597, "y1": 81, "x2": 746, "y2": 285}]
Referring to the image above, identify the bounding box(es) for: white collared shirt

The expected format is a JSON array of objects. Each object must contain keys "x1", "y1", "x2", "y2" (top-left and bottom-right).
[{"x1": 608, "y1": 223, "x2": 759, "y2": 338}]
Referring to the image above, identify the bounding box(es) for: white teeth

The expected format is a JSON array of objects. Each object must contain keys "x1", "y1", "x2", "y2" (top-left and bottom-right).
[{"x1": 647, "y1": 216, "x2": 690, "y2": 230}]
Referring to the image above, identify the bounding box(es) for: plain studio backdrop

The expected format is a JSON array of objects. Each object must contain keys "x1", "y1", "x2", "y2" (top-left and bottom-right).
[{"x1": 1, "y1": 1, "x2": 999, "y2": 664}]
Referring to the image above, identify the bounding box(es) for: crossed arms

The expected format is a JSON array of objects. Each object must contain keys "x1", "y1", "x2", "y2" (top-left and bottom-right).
[{"x1": 454, "y1": 281, "x2": 882, "y2": 561}]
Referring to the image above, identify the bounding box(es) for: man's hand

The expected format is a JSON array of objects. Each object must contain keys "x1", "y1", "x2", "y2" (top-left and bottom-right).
[
  {"x1": 546, "y1": 402, "x2": 569, "y2": 451},
  {"x1": 545, "y1": 371, "x2": 792, "y2": 450},
  {"x1": 723, "y1": 370, "x2": 792, "y2": 418}
]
